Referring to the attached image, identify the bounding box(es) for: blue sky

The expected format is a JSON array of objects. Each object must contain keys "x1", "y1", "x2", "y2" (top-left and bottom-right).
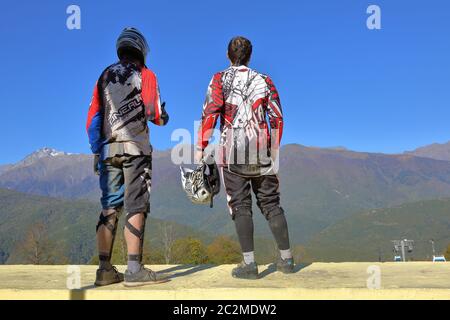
[{"x1": 1, "y1": 0, "x2": 449, "y2": 164}]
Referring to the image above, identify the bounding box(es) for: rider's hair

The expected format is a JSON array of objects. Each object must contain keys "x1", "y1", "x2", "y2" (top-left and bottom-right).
[{"x1": 227, "y1": 36, "x2": 253, "y2": 66}]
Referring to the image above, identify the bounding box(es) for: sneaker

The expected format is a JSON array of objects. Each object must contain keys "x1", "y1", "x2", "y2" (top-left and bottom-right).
[
  {"x1": 232, "y1": 261, "x2": 259, "y2": 279},
  {"x1": 123, "y1": 266, "x2": 170, "y2": 287},
  {"x1": 95, "y1": 266, "x2": 124, "y2": 286},
  {"x1": 277, "y1": 257, "x2": 295, "y2": 274}
]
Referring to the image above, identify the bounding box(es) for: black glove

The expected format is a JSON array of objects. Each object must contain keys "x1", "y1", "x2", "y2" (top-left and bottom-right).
[
  {"x1": 93, "y1": 154, "x2": 100, "y2": 176},
  {"x1": 161, "y1": 102, "x2": 169, "y2": 125}
]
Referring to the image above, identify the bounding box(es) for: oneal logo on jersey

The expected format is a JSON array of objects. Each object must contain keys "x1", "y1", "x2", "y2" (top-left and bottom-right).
[{"x1": 109, "y1": 98, "x2": 143, "y2": 126}]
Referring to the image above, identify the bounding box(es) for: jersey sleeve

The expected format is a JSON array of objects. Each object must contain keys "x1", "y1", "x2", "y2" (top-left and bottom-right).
[
  {"x1": 197, "y1": 73, "x2": 223, "y2": 151},
  {"x1": 265, "y1": 76, "x2": 284, "y2": 147},
  {"x1": 86, "y1": 82, "x2": 103, "y2": 154},
  {"x1": 142, "y1": 68, "x2": 169, "y2": 126}
]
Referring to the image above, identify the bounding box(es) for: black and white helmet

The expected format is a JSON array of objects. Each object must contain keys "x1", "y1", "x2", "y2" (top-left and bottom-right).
[
  {"x1": 116, "y1": 27, "x2": 149, "y2": 64},
  {"x1": 180, "y1": 159, "x2": 220, "y2": 208}
]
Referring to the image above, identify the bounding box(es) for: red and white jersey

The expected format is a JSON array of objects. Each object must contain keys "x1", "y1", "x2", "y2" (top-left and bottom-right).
[
  {"x1": 198, "y1": 65, "x2": 283, "y2": 165},
  {"x1": 86, "y1": 61, "x2": 168, "y2": 158}
]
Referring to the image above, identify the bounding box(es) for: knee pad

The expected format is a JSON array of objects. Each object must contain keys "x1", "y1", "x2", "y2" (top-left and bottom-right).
[
  {"x1": 262, "y1": 206, "x2": 285, "y2": 221},
  {"x1": 96, "y1": 209, "x2": 119, "y2": 233},
  {"x1": 125, "y1": 212, "x2": 147, "y2": 240},
  {"x1": 232, "y1": 206, "x2": 253, "y2": 221}
]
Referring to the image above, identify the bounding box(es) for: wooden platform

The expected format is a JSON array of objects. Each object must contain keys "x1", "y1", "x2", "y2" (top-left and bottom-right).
[{"x1": 0, "y1": 262, "x2": 449, "y2": 300}]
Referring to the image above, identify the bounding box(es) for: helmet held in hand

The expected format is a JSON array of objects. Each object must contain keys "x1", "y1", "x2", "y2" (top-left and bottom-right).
[{"x1": 180, "y1": 159, "x2": 220, "y2": 208}]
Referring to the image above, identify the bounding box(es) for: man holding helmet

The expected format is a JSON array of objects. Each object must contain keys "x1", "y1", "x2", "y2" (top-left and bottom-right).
[
  {"x1": 195, "y1": 36, "x2": 295, "y2": 279},
  {"x1": 86, "y1": 27, "x2": 169, "y2": 287}
]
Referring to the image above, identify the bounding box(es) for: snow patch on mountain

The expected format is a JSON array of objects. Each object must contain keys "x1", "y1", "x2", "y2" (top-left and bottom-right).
[{"x1": 14, "y1": 147, "x2": 71, "y2": 167}]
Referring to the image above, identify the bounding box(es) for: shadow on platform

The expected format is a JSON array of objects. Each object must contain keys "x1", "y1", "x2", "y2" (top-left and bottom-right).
[
  {"x1": 258, "y1": 262, "x2": 312, "y2": 279},
  {"x1": 158, "y1": 264, "x2": 217, "y2": 279}
]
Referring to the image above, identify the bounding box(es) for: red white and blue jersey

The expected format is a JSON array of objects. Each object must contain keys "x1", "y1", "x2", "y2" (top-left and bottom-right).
[
  {"x1": 198, "y1": 65, "x2": 283, "y2": 164},
  {"x1": 86, "y1": 61, "x2": 167, "y2": 158}
]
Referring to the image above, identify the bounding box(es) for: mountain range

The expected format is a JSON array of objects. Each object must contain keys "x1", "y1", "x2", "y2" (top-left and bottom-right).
[
  {"x1": 405, "y1": 141, "x2": 450, "y2": 161},
  {"x1": 1, "y1": 142, "x2": 450, "y2": 262}
]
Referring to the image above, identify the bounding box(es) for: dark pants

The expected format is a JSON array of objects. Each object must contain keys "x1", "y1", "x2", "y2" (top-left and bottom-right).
[{"x1": 222, "y1": 167, "x2": 291, "y2": 253}]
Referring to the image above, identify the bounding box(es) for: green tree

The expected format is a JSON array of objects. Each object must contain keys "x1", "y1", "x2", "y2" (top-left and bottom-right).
[
  {"x1": 171, "y1": 237, "x2": 208, "y2": 264},
  {"x1": 160, "y1": 222, "x2": 175, "y2": 264},
  {"x1": 207, "y1": 236, "x2": 241, "y2": 265},
  {"x1": 16, "y1": 222, "x2": 63, "y2": 264},
  {"x1": 142, "y1": 245, "x2": 166, "y2": 265},
  {"x1": 445, "y1": 244, "x2": 450, "y2": 261}
]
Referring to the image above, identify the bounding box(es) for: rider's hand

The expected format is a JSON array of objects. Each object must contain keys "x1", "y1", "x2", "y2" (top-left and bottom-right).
[{"x1": 161, "y1": 102, "x2": 169, "y2": 125}]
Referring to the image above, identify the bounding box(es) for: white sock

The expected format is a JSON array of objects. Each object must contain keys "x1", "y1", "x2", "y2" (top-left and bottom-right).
[
  {"x1": 280, "y1": 249, "x2": 293, "y2": 260},
  {"x1": 243, "y1": 251, "x2": 255, "y2": 265}
]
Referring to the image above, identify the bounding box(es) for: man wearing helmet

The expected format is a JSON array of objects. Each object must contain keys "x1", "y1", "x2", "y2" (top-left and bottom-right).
[
  {"x1": 86, "y1": 27, "x2": 169, "y2": 287},
  {"x1": 196, "y1": 36, "x2": 295, "y2": 279}
]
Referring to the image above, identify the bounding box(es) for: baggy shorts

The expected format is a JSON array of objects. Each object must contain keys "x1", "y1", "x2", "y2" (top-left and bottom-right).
[{"x1": 99, "y1": 155, "x2": 152, "y2": 215}]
